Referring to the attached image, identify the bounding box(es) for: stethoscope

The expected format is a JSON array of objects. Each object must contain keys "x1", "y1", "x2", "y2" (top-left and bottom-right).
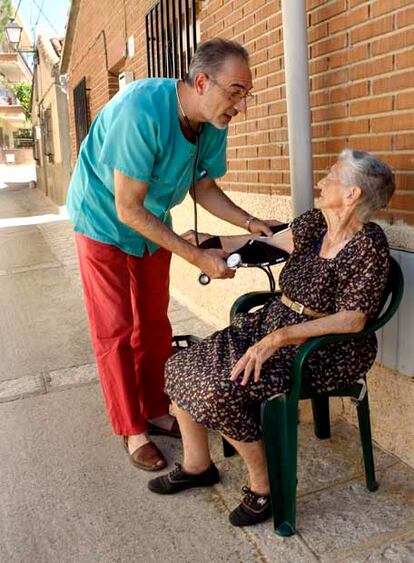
[
  {"x1": 176, "y1": 80, "x2": 204, "y2": 237},
  {"x1": 176, "y1": 81, "x2": 290, "y2": 289},
  {"x1": 176, "y1": 80, "x2": 206, "y2": 273}
]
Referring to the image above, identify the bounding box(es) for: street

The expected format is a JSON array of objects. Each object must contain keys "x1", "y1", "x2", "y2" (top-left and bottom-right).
[{"x1": 0, "y1": 166, "x2": 413, "y2": 563}]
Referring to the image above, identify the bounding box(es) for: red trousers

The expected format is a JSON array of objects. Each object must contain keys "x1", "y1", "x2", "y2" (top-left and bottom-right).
[{"x1": 75, "y1": 233, "x2": 172, "y2": 435}]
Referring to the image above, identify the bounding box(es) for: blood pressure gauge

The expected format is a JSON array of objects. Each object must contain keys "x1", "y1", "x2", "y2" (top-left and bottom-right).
[
  {"x1": 198, "y1": 253, "x2": 242, "y2": 286},
  {"x1": 226, "y1": 253, "x2": 242, "y2": 268}
]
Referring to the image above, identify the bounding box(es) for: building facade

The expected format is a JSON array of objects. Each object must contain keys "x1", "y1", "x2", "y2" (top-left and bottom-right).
[
  {"x1": 61, "y1": 0, "x2": 414, "y2": 466},
  {"x1": 0, "y1": 14, "x2": 33, "y2": 164},
  {"x1": 31, "y1": 35, "x2": 71, "y2": 204}
]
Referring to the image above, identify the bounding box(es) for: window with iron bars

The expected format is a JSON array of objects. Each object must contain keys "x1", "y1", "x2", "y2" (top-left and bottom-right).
[
  {"x1": 73, "y1": 77, "x2": 90, "y2": 154},
  {"x1": 43, "y1": 107, "x2": 54, "y2": 163},
  {"x1": 145, "y1": 0, "x2": 199, "y2": 79}
]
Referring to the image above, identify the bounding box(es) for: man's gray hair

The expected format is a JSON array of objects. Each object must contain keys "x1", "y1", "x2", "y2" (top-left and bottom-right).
[
  {"x1": 338, "y1": 148, "x2": 395, "y2": 223},
  {"x1": 186, "y1": 38, "x2": 249, "y2": 85}
]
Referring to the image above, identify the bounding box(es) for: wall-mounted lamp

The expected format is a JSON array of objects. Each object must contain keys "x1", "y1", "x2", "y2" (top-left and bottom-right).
[{"x1": 5, "y1": 20, "x2": 37, "y2": 55}]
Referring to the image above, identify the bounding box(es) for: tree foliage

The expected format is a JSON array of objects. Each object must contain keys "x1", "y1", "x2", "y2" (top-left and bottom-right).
[
  {"x1": 0, "y1": 0, "x2": 13, "y2": 44},
  {"x1": 10, "y1": 82, "x2": 32, "y2": 121}
]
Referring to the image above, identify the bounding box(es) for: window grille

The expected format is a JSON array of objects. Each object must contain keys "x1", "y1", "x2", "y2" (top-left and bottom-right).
[
  {"x1": 145, "y1": 0, "x2": 198, "y2": 79},
  {"x1": 43, "y1": 107, "x2": 54, "y2": 163},
  {"x1": 32, "y1": 125, "x2": 40, "y2": 163},
  {"x1": 73, "y1": 77, "x2": 90, "y2": 154}
]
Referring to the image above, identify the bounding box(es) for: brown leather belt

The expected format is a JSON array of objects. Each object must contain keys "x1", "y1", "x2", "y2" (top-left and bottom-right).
[{"x1": 281, "y1": 294, "x2": 329, "y2": 318}]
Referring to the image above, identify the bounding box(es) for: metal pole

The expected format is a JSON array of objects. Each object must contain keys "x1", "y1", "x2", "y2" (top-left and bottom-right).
[
  {"x1": 160, "y1": 0, "x2": 166, "y2": 76},
  {"x1": 191, "y1": 0, "x2": 197, "y2": 57},
  {"x1": 281, "y1": 0, "x2": 313, "y2": 217},
  {"x1": 177, "y1": 0, "x2": 184, "y2": 79},
  {"x1": 184, "y1": 0, "x2": 191, "y2": 72},
  {"x1": 165, "y1": 0, "x2": 171, "y2": 77},
  {"x1": 171, "y1": 0, "x2": 177, "y2": 77},
  {"x1": 155, "y1": 5, "x2": 160, "y2": 77},
  {"x1": 145, "y1": 15, "x2": 151, "y2": 77},
  {"x1": 150, "y1": 11, "x2": 155, "y2": 77}
]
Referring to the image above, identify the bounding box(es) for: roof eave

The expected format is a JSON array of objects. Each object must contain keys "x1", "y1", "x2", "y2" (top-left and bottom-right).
[{"x1": 60, "y1": 0, "x2": 81, "y2": 75}]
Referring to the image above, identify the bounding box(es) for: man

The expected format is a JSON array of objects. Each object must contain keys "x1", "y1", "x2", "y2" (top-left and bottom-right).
[{"x1": 67, "y1": 38, "x2": 273, "y2": 471}]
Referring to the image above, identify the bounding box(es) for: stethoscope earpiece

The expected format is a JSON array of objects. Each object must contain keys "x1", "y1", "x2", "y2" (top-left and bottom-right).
[{"x1": 198, "y1": 273, "x2": 211, "y2": 285}]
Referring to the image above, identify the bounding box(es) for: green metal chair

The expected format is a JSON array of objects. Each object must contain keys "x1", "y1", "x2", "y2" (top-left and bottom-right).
[{"x1": 223, "y1": 256, "x2": 404, "y2": 537}]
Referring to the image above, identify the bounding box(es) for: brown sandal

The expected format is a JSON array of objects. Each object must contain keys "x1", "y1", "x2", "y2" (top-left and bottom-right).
[{"x1": 122, "y1": 437, "x2": 167, "y2": 472}]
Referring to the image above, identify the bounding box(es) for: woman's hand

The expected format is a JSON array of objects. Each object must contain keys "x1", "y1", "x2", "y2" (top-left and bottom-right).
[
  {"x1": 181, "y1": 229, "x2": 214, "y2": 246},
  {"x1": 230, "y1": 332, "x2": 282, "y2": 386}
]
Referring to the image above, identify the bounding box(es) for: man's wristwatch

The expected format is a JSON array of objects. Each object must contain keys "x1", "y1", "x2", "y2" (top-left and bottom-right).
[{"x1": 245, "y1": 215, "x2": 256, "y2": 232}]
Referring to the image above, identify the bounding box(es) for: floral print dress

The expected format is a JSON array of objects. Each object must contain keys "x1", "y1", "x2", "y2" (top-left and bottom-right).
[{"x1": 165, "y1": 209, "x2": 390, "y2": 442}]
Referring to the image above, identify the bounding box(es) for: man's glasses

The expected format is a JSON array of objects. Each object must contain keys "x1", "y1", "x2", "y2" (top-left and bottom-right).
[{"x1": 208, "y1": 77, "x2": 255, "y2": 106}]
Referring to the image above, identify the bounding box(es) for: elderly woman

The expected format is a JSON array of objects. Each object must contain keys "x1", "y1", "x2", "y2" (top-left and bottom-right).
[{"x1": 148, "y1": 149, "x2": 395, "y2": 527}]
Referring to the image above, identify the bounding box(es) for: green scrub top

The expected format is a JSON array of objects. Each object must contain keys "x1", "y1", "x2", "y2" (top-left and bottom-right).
[{"x1": 66, "y1": 78, "x2": 228, "y2": 256}]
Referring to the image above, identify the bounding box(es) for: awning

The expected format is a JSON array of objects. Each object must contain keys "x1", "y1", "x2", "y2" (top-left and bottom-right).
[{"x1": 0, "y1": 52, "x2": 32, "y2": 83}]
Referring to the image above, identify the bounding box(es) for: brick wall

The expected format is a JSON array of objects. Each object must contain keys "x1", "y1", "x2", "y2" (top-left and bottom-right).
[
  {"x1": 66, "y1": 0, "x2": 414, "y2": 224},
  {"x1": 200, "y1": 0, "x2": 414, "y2": 224}
]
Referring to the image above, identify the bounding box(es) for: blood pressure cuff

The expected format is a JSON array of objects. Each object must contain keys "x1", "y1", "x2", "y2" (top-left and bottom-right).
[
  {"x1": 199, "y1": 223, "x2": 290, "y2": 250},
  {"x1": 200, "y1": 237, "x2": 290, "y2": 266},
  {"x1": 237, "y1": 240, "x2": 290, "y2": 266},
  {"x1": 199, "y1": 236, "x2": 222, "y2": 249},
  {"x1": 270, "y1": 222, "x2": 289, "y2": 235}
]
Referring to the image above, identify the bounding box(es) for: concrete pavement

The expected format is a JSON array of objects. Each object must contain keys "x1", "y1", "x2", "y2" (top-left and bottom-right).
[{"x1": 1, "y1": 167, "x2": 414, "y2": 562}]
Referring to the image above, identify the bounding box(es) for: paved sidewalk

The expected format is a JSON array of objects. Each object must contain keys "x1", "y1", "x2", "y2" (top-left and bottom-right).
[{"x1": 1, "y1": 173, "x2": 414, "y2": 562}]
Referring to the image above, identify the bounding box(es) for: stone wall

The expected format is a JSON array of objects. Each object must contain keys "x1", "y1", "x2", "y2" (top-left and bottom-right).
[{"x1": 1, "y1": 148, "x2": 33, "y2": 165}]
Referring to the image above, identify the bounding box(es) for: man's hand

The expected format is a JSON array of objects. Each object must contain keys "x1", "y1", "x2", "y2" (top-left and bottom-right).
[
  {"x1": 229, "y1": 332, "x2": 281, "y2": 385},
  {"x1": 194, "y1": 248, "x2": 235, "y2": 280},
  {"x1": 193, "y1": 178, "x2": 277, "y2": 238},
  {"x1": 114, "y1": 171, "x2": 228, "y2": 271}
]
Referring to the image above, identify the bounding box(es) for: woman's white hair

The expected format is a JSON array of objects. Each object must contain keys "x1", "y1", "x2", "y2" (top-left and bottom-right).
[{"x1": 338, "y1": 148, "x2": 395, "y2": 222}]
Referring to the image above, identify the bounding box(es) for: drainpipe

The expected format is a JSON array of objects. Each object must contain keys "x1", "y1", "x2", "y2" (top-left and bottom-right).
[{"x1": 281, "y1": 0, "x2": 313, "y2": 217}]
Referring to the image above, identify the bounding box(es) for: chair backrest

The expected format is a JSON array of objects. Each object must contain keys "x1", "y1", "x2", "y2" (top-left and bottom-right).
[
  {"x1": 292, "y1": 255, "x2": 405, "y2": 398},
  {"x1": 365, "y1": 255, "x2": 404, "y2": 333}
]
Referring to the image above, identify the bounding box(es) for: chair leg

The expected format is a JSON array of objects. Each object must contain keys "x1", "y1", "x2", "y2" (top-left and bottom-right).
[
  {"x1": 261, "y1": 397, "x2": 298, "y2": 537},
  {"x1": 356, "y1": 391, "x2": 378, "y2": 492},
  {"x1": 311, "y1": 396, "x2": 331, "y2": 439},
  {"x1": 222, "y1": 437, "x2": 236, "y2": 458}
]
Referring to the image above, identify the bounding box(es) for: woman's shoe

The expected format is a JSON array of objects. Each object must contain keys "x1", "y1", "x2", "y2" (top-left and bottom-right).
[
  {"x1": 122, "y1": 436, "x2": 167, "y2": 471},
  {"x1": 229, "y1": 486, "x2": 271, "y2": 527},
  {"x1": 148, "y1": 462, "x2": 220, "y2": 494}
]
